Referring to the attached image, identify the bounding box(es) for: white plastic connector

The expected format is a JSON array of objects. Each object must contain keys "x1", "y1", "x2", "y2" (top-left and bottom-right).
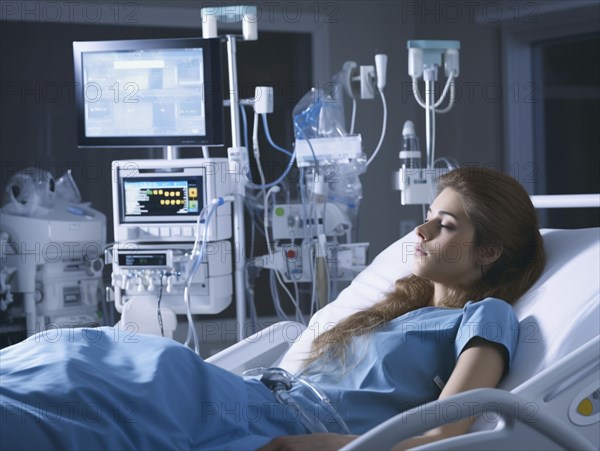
[
  {"x1": 313, "y1": 177, "x2": 328, "y2": 196},
  {"x1": 423, "y1": 65, "x2": 438, "y2": 82},
  {"x1": 408, "y1": 48, "x2": 424, "y2": 79},
  {"x1": 227, "y1": 146, "x2": 250, "y2": 193},
  {"x1": 202, "y1": 12, "x2": 218, "y2": 38},
  {"x1": 374, "y1": 54, "x2": 387, "y2": 90},
  {"x1": 359, "y1": 65, "x2": 375, "y2": 99},
  {"x1": 242, "y1": 11, "x2": 258, "y2": 40},
  {"x1": 201, "y1": 5, "x2": 258, "y2": 40},
  {"x1": 444, "y1": 48, "x2": 460, "y2": 78},
  {"x1": 212, "y1": 195, "x2": 235, "y2": 206},
  {"x1": 402, "y1": 119, "x2": 416, "y2": 137},
  {"x1": 254, "y1": 86, "x2": 274, "y2": 114},
  {"x1": 341, "y1": 61, "x2": 358, "y2": 99}
]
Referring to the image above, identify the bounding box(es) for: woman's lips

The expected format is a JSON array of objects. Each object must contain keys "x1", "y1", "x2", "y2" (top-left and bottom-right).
[{"x1": 415, "y1": 245, "x2": 428, "y2": 256}]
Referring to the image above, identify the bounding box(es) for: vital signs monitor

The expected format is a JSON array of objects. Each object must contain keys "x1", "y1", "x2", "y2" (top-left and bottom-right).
[{"x1": 73, "y1": 37, "x2": 224, "y2": 148}]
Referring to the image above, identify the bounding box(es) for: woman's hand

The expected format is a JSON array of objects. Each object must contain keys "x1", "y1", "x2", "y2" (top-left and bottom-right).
[{"x1": 258, "y1": 433, "x2": 358, "y2": 451}]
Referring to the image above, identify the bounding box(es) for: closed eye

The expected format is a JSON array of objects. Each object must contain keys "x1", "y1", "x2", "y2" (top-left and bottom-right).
[{"x1": 423, "y1": 219, "x2": 454, "y2": 230}]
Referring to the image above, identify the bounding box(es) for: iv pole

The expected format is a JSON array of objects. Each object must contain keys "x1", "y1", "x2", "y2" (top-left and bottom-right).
[{"x1": 202, "y1": 6, "x2": 258, "y2": 340}]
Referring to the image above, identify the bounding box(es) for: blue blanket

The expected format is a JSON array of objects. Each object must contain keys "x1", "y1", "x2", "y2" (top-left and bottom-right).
[{"x1": 0, "y1": 327, "x2": 306, "y2": 450}]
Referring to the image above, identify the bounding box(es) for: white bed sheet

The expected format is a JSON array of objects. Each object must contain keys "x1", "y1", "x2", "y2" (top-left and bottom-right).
[{"x1": 278, "y1": 228, "x2": 600, "y2": 391}]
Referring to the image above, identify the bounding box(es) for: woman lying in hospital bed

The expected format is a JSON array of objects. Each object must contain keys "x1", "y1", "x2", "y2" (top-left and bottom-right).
[{"x1": 0, "y1": 167, "x2": 546, "y2": 450}]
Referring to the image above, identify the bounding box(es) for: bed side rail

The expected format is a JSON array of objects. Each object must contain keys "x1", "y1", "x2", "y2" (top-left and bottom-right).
[
  {"x1": 206, "y1": 321, "x2": 306, "y2": 374},
  {"x1": 341, "y1": 387, "x2": 596, "y2": 451},
  {"x1": 343, "y1": 336, "x2": 600, "y2": 451},
  {"x1": 530, "y1": 193, "x2": 600, "y2": 209}
]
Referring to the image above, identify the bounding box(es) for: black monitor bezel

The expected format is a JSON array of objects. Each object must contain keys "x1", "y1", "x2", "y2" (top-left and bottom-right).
[{"x1": 73, "y1": 37, "x2": 224, "y2": 148}]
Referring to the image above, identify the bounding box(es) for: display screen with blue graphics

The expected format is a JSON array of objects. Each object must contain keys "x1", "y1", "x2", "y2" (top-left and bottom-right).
[
  {"x1": 73, "y1": 38, "x2": 224, "y2": 147},
  {"x1": 123, "y1": 177, "x2": 202, "y2": 217}
]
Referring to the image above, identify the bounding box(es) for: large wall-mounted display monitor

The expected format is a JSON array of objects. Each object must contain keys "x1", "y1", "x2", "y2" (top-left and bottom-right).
[{"x1": 73, "y1": 38, "x2": 224, "y2": 148}]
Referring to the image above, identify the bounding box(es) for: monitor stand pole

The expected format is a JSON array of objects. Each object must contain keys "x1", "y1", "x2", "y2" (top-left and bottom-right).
[{"x1": 163, "y1": 146, "x2": 181, "y2": 160}]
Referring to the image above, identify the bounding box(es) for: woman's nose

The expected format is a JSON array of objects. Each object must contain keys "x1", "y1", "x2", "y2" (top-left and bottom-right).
[{"x1": 414, "y1": 223, "x2": 428, "y2": 241}]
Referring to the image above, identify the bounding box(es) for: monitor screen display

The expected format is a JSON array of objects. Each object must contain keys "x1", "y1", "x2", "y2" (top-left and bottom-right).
[
  {"x1": 117, "y1": 252, "x2": 168, "y2": 267},
  {"x1": 73, "y1": 38, "x2": 224, "y2": 147},
  {"x1": 121, "y1": 175, "x2": 204, "y2": 221}
]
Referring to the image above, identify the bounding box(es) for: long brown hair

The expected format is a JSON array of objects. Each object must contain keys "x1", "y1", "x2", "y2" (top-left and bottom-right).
[{"x1": 304, "y1": 167, "x2": 546, "y2": 368}]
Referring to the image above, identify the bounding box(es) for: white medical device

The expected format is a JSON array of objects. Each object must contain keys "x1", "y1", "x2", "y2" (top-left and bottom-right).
[
  {"x1": 270, "y1": 203, "x2": 352, "y2": 240},
  {"x1": 397, "y1": 40, "x2": 460, "y2": 205},
  {"x1": 0, "y1": 200, "x2": 106, "y2": 336},
  {"x1": 256, "y1": 202, "x2": 368, "y2": 284},
  {"x1": 109, "y1": 241, "x2": 232, "y2": 315},
  {"x1": 249, "y1": 50, "x2": 388, "y2": 318},
  {"x1": 255, "y1": 242, "x2": 368, "y2": 284},
  {"x1": 108, "y1": 158, "x2": 234, "y2": 331},
  {"x1": 111, "y1": 158, "x2": 232, "y2": 243}
]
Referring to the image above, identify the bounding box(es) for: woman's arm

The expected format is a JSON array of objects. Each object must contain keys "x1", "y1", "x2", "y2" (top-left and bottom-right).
[
  {"x1": 258, "y1": 337, "x2": 506, "y2": 451},
  {"x1": 258, "y1": 433, "x2": 357, "y2": 451},
  {"x1": 392, "y1": 337, "x2": 506, "y2": 450}
]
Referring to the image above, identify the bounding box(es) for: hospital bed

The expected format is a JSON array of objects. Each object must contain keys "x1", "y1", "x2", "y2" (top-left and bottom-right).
[{"x1": 207, "y1": 226, "x2": 600, "y2": 450}]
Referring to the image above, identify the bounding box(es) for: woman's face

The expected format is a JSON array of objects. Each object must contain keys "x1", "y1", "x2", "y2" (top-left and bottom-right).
[{"x1": 412, "y1": 188, "x2": 480, "y2": 286}]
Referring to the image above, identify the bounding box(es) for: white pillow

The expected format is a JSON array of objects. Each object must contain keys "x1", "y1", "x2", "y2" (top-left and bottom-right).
[
  {"x1": 501, "y1": 228, "x2": 600, "y2": 390},
  {"x1": 279, "y1": 228, "x2": 600, "y2": 389}
]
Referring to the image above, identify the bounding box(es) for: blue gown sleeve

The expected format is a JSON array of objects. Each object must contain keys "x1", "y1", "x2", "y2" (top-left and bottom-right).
[{"x1": 454, "y1": 298, "x2": 519, "y2": 374}]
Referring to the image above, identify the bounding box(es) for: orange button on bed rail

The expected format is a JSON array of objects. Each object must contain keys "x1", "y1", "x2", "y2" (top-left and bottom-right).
[{"x1": 577, "y1": 398, "x2": 593, "y2": 416}]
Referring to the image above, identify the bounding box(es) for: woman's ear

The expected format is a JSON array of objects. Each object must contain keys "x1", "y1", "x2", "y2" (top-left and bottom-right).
[{"x1": 477, "y1": 243, "x2": 503, "y2": 266}]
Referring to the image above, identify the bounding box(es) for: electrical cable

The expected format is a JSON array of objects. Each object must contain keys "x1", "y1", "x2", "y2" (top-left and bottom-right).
[
  {"x1": 411, "y1": 70, "x2": 457, "y2": 169},
  {"x1": 309, "y1": 243, "x2": 317, "y2": 317},
  {"x1": 434, "y1": 157, "x2": 460, "y2": 170},
  {"x1": 349, "y1": 97, "x2": 357, "y2": 134},
  {"x1": 433, "y1": 70, "x2": 456, "y2": 110},
  {"x1": 269, "y1": 269, "x2": 290, "y2": 321},
  {"x1": 184, "y1": 204, "x2": 214, "y2": 353},
  {"x1": 244, "y1": 262, "x2": 259, "y2": 336},
  {"x1": 185, "y1": 196, "x2": 232, "y2": 355},
  {"x1": 240, "y1": 104, "x2": 249, "y2": 148},
  {"x1": 244, "y1": 191, "x2": 266, "y2": 238},
  {"x1": 411, "y1": 77, "x2": 427, "y2": 108},
  {"x1": 263, "y1": 186, "x2": 304, "y2": 324},
  {"x1": 298, "y1": 168, "x2": 311, "y2": 244},
  {"x1": 261, "y1": 113, "x2": 292, "y2": 156},
  {"x1": 156, "y1": 271, "x2": 165, "y2": 337},
  {"x1": 245, "y1": 145, "x2": 296, "y2": 190},
  {"x1": 253, "y1": 112, "x2": 268, "y2": 188},
  {"x1": 431, "y1": 87, "x2": 436, "y2": 167},
  {"x1": 366, "y1": 89, "x2": 388, "y2": 167},
  {"x1": 435, "y1": 81, "x2": 456, "y2": 114}
]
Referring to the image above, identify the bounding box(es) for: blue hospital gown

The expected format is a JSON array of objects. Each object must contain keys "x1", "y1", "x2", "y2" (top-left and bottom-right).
[
  {"x1": 0, "y1": 298, "x2": 517, "y2": 450},
  {"x1": 299, "y1": 298, "x2": 519, "y2": 434}
]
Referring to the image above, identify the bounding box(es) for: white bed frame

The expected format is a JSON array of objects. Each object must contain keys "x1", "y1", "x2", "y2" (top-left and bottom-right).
[
  {"x1": 207, "y1": 194, "x2": 600, "y2": 450},
  {"x1": 207, "y1": 325, "x2": 598, "y2": 450}
]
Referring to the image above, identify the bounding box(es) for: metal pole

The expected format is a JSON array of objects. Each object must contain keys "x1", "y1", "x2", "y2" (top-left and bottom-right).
[
  {"x1": 225, "y1": 35, "x2": 246, "y2": 340},
  {"x1": 424, "y1": 69, "x2": 434, "y2": 168},
  {"x1": 226, "y1": 35, "x2": 241, "y2": 148},
  {"x1": 163, "y1": 145, "x2": 180, "y2": 160}
]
